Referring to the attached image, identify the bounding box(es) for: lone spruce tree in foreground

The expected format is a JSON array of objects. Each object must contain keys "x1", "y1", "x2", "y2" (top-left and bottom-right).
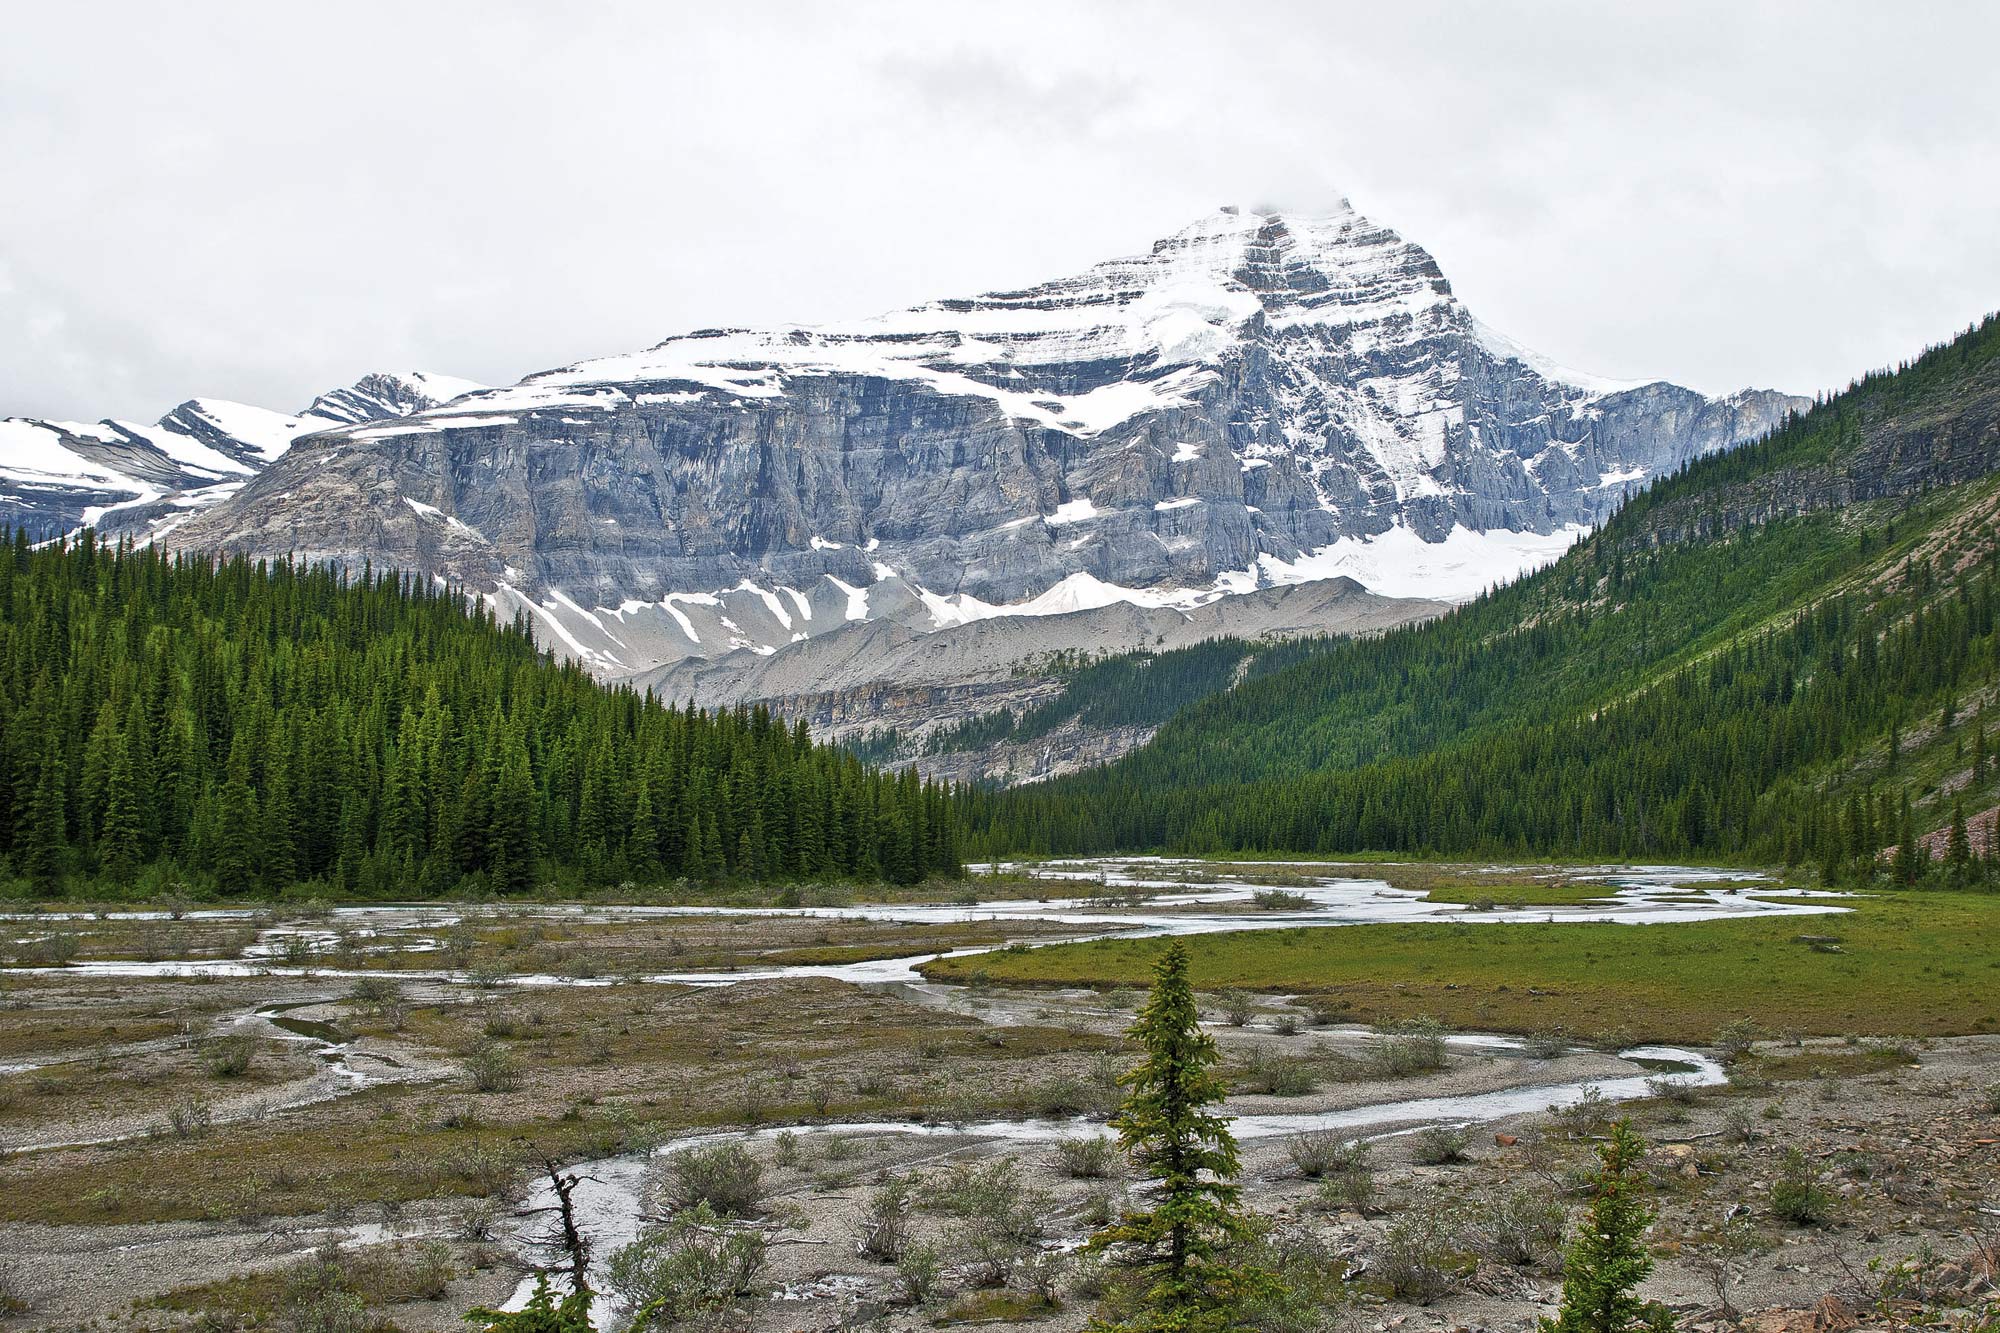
[
  {"x1": 1088, "y1": 941, "x2": 1270, "y2": 1332},
  {"x1": 1542, "y1": 1120, "x2": 1676, "y2": 1333}
]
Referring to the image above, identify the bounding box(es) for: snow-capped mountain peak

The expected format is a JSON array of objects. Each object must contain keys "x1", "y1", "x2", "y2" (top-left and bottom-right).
[{"x1": 153, "y1": 202, "x2": 1805, "y2": 677}]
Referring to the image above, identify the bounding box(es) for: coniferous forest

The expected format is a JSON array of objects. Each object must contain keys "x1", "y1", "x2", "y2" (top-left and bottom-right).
[{"x1": 0, "y1": 534, "x2": 960, "y2": 897}]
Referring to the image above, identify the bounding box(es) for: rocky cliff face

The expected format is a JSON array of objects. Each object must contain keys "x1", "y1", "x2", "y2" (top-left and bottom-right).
[
  {"x1": 155, "y1": 204, "x2": 1802, "y2": 675},
  {"x1": 0, "y1": 372, "x2": 487, "y2": 540}
]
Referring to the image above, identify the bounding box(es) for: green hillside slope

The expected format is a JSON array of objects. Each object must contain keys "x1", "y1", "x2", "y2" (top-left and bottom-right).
[{"x1": 973, "y1": 314, "x2": 2000, "y2": 879}]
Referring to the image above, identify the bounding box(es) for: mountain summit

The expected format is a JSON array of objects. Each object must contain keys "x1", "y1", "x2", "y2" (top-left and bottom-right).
[{"x1": 140, "y1": 206, "x2": 1802, "y2": 672}]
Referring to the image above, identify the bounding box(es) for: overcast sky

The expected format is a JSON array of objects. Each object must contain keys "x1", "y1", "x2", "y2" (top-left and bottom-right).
[{"x1": 4, "y1": 1, "x2": 1996, "y2": 422}]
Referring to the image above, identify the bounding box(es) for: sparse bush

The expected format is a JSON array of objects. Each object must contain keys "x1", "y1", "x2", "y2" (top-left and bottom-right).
[
  {"x1": 19, "y1": 931, "x2": 80, "y2": 967},
  {"x1": 1239, "y1": 1047, "x2": 1318, "y2": 1096},
  {"x1": 348, "y1": 975, "x2": 402, "y2": 1004},
  {"x1": 453, "y1": 1197, "x2": 500, "y2": 1241},
  {"x1": 895, "y1": 1243, "x2": 945, "y2": 1306},
  {"x1": 1549, "y1": 1084, "x2": 1611, "y2": 1137},
  {"x1": 1646, "y1": 1075, "x2": 1702, "y2": 1106},
  {"x1": 1287, "y1": 1130, "x2": 1363, "y2": 1180},
  {"x1": 1377, "y1": 1191, "x2": 1462, "y2": 1301},
  {"x1": 771, "y1": 1130, "x2": 800, "y2": 1168},
  {"x1": 460, "y1": 1043, "x2": 519, "y2": 1093},
  {"x1": 1217, "y1": 990, "x2": 1257, "y2": 1026},
  {"x1": 609, "y1": 1202, "x2": 768, "y2": 1328},
  {"x1": 1772, "y1": 1147, "x2": 1834, "y2": 1226},
  {"x1": 1476, "y1": 1188, "x2": 1566, "y2": 1269},
  {"x1": 859, "y1": 1176, "x2": 914, "y2": 1262},
  {"x1": 1251, "y1": 889, "x2": 1312, "y2": 911},
  {"x1": 1721, "y1": 1103, "x2": 1760, "y2": 1144},
  {"x1": 283, "y1": 1290, "x2": 366, "y2": 1333},
  {"x1": 203, "y1": 1033, "x2": 257, "y2": 1078},
  {"x1": 443, "y1": 1140, "x2": 511, "y2": 1194},
  {"x1": 736, "y1": 1076, "x2": 767, "y2": 1124},
  {"x1": 1982, "y1": 1081, "x2": 2000, "y2": 1114},
  {"x1": 1238, "y1": 1228, "x2": 1351, "y2": 1332},
  {"x1": 1015, "y1": 1249, "x2": 1069, "y2": 1303},
  {"x1": 927, "y1": 1160, "x2": 1049, "y2": 1287},
  {"x1": 403, "y1": 1240, "x2": 455, "y2": 1300},
  {"x1": 1372, "y1": 1015, "x2": 1448, "y2": 1076},
  {"x1": 1022, "y1": 1073, "x2": 1107, "y2": 1119},
  {"x1": 1055, "y1": 1135, "x2": 1116, "y2": 1179},
  {"x1": 1523, "y1": 1027, "x2": 1569, "y2": 1060},
  {"x1": 1305, "y1": 997, "x2": 1349, "y2": 1027},
  {"x1": 1272, "y1": 1013, "x2": 1301, "y2": 1037},
  {"x1": 666, "y1": 1142, "x2": 765, "y2": 1217},
  {"x1": 1410, "y1": 1125, "x2": 1472, "y2": 1165},
  {"x1": 948, "y1": 1213, "x2": 1034, "y2": 1289},
  {"x1": 1713, "y1": 1018, "x2": 1760, "y2": 1063}
]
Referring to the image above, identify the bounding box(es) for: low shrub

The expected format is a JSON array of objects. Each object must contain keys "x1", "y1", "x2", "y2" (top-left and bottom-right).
[
  {"x1": 665, "y1": 1142, "x2": 765, "y2": 1218},
  {"x1": 1054, "y1": 1136, "x2": 1117, "y2": 1179},
  {"x1": 165, "y1": 1095, "x2": 213, "y2": 1139},
  {"x1": 203, "y1": 1033, "x2": 257, "y2": 1078},
  {"x1": 1237, "y1": 1229, "x2": 1351, "y2": 1332},
  {"x1": 608, "y1": 1203, "x2": 768, "y2": 1328},
  {"x1": 1377, "y1": 1192, "x2": 1463, "y2": 1301},
  {"x1": 1372, "y1": 1016, "x2": 1448, "y2": 1076},
  {"x1": 1522, "y1": 1027, "x2": 1569, "y2": 1060},
  {"x1": 1287, "y1": 1130, "x2": 1366, "y2": 1180},
  {"x1": 1238, "y1": 1048, "x2": 1318, "y2": 1096},
  {"x1": 895, "y1": 1243, "x2": 945, "y2": 1306},
  {"x1": 1476, "y1": 1188, "x2": 1566, "y2": 1269},
  {"x1": 859, "y1": 1177, "x2": 913, "y2": 1262},
  {"x1": 1713, "y1": 1018, "x2": 1760, "y2": 1063},
  {"x1": 1549, "y1": 1084, "x2": 1611, "y2": 1137},
  {"x1": 1410, "y1": 1125, "x2": 1472, "y2": 1166},
  {"x1": 460, "y1": 1043, "x2": 519, "y2": 1094}
]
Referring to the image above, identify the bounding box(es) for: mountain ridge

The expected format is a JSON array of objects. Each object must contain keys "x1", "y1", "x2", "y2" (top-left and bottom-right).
[
  {"x1": 151, "y1": 204, "x2": 1805, "y2": 676},
  {"x1": 0, "y1": 370, "x2": 490, "y2": 541}
]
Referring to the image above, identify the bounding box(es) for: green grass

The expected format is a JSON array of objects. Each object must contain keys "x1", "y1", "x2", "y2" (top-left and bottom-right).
[{"x1": 921, "y1": 891, "x2": 2000, "y2": 1042}]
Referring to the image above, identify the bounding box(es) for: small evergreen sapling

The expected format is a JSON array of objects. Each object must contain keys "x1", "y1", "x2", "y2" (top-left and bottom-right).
[{"x1": 1541, "y1": 1120, "x2": 1675, "y2": 1333}]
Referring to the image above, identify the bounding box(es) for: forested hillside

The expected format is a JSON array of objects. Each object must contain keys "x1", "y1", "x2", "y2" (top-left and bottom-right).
[
  {"x1": 974, "y1": 314, "x2": 2000, "y2": 876},
  {"x1": 0, "y1": 535, "x2": 960, "y2": 897}
]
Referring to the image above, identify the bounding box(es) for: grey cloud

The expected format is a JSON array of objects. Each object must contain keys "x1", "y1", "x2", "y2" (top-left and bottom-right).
[{"x1": 2, "y1": 0, "x2": 1996, "y2": 420}]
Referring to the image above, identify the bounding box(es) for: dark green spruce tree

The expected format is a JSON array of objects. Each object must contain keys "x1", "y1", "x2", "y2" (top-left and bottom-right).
[{"x1": 1087, "y1": 941, "x2": 1270, "y2": 1332}]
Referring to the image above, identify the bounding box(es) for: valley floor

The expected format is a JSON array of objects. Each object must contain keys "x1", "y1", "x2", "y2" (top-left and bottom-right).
[{"x1": 0, "y1": 862, "x2": 1995, "y2": 1330}]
